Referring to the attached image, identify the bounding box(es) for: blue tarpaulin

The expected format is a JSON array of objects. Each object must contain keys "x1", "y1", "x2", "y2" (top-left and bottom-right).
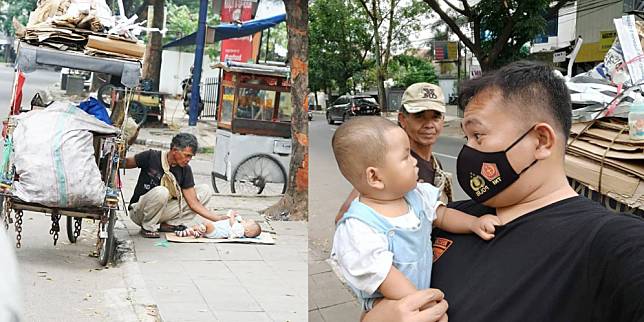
[{"x1": 163, "y1": 14, "x2": 286, "y2": 49}]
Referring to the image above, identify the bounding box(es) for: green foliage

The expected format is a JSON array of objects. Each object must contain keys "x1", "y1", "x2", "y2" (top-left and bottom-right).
[
  {"x1": 425, "y1": 0, "x2": 571, "y2": 70},
  {"x1": 259, "y1": 21, "x2": 288, "y2": 62},
  {"x1": 476, "y1": 0, "x2": 550, "y2": 68},
  {"x1": 309, "y1": 0, "x2": 371, "y2": 93},
  {"x1": 0, "y1": 0, "x2": 37, "y2": 35},
  {"x1": 164, "y1": 0, "x2": 220, "y2": 57},
  {"x1": 389, "y1": 55, "x2": 438, "y2": 88}
]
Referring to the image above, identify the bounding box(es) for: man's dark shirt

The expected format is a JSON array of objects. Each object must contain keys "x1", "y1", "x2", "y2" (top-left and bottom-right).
[
  {"x1": 130, "y1": 149, "x2": 195, "y2": 204},
  {"x1": 411, "y1": 150, "x2": 436, "y2": 184},
  {"x1": 432, "y1": 196, "x2": 644, "y2": 322}
]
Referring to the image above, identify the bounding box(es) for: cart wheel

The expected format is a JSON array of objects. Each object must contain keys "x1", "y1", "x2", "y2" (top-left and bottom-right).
[
  {"x1": 97, "y1": 84, "x2": 117, "y2": 108},
  {"x1": 231, "y1": 154, "x2": 287, "y2": 195},
  {"x1": 129, "y1": 101, "x2": 148, "y2": 126},
  {"x1": 98, "y1": 209, "x2": 116, "y2": 266},
  {"x1": 66, "y1": 216, "x2": 77, "y2": 243}
]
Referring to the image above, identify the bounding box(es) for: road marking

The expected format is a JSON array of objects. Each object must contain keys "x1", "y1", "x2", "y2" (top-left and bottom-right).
[{"x1": 434, "y1": 152, "x2": 457, "y2": 160}]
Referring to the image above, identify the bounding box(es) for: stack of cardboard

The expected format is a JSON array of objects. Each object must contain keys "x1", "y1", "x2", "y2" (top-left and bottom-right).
[
  {"x1": 17, "y1": 0, "x2": 144, "y2": 60},
  {"x1": 566, "y1": 119, "x2": 644, "y2": 209}
]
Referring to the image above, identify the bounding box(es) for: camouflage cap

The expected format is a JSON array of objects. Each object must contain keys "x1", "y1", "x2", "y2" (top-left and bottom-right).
[{"x1": 401, "y1": 83, "x2": 446, "y2": 114}]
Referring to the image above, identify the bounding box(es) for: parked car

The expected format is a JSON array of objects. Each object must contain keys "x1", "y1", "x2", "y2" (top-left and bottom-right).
[{"x1": 326, "y1": 95, "x2": 381, "y2": 124}]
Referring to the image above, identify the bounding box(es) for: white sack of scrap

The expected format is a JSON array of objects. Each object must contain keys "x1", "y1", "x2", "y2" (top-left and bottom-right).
[{"x1": 12, "y1": 102, "x2": 119, "y2": 207}]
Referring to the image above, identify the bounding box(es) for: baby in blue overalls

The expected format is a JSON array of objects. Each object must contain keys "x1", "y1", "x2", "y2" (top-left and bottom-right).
[{"x1": 330, "y1": 116, "x2": 499, "y2": 311}]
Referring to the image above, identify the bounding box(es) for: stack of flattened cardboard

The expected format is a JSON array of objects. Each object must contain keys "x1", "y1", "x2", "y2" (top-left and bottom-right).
[
  {"x1": 566, "y1": 119, "x2": 644, "y2": 209},
  {"x1": 18, "y1": 0, "x2": 144, "y2": 61}
]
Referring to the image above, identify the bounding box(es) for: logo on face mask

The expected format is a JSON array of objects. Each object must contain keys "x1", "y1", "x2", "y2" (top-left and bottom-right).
[
  {"x1": 481, "y1": 163, "x2": 501, "y2": 184},
  {"x1": 469, "y1": 174, "x2": 489, "y2": 196}
]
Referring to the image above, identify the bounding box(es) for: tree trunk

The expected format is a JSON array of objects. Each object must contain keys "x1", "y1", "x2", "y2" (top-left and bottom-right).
[
  {"x1": 141, "y1": 0, "x2": 164, "y2": 91},
  {"x1": 263, "y1": 0, "x2": 308, "y2": 221}
]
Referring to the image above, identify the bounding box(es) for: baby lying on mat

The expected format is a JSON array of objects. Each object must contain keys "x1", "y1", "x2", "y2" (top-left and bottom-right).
[{"x1": 176, "y1": 210, "x2": 262, "y2": 239}]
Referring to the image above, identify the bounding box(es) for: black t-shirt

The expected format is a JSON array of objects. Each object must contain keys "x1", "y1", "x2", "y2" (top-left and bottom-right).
[
  {"x1": 130, "y1": 149, "x2": 195, "y2": 204},
  {"x1": 432, "y1": 196, "x2": 644, "y2": 322},
  {"x1": 411, "y1": 150, "x2": 436, "y2": 184}
]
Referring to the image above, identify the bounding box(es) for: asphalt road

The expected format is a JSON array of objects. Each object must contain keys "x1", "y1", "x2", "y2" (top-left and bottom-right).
[
  {"x1": 0, "y1": 64, "x2": 62, "y2": 116},
  {"x1": 309, "y1": 114, "x2": 468, "y2": 260}
]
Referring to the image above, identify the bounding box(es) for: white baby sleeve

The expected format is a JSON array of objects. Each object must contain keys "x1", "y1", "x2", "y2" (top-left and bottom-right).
[{"x1": 331, "y1": 218, "x2": 393, "y2": 295}]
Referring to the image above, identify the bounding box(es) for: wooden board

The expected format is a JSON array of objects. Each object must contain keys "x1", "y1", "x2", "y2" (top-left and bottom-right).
[
  {"x1": 86, "y1": 35, "x2": 145, "y2": 59},
  {"x1": 165, "y1": 232, "x2": 275, "y2": 244}
]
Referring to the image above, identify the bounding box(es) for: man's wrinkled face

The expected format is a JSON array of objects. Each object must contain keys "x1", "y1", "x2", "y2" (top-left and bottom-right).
[
  {"x1": 172, "y1": 147, "x2": 194, "y2": 167},
  {"x1": 461, "y1": 90, "x2": 539, "y2": 207},
  {"x1": 399, "y1": 110, "x2": 444, "y2": 148}
]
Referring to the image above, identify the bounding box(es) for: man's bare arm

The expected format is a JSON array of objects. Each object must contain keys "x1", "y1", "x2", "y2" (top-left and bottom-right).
[
  {"x1": 122, "y1": 157, "x2": 137, "y2": 169},
  {"x1": 182, "y1": 187, "x2": 228, "y2": 222},
  {"x1": 362, "y1": 289, "x2": 449, "y2": 322}
]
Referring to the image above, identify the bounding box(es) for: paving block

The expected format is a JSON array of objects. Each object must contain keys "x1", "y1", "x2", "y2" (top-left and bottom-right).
[
  {"x1": 319, "y1": 301, "x2": 362, "y2": 322},
  {"x1": 308, "y1": 260, "x2": 332, "y2": 275},
  {"x1": 309, "y1": 309, "x2": 325, "y2": 322},
  {"x1": 309, "y1": 271, "x2": 356, "y2": 309},
  {"x1": 201, "y1": 284, "x2": 263, "y2": 312},
  {"x1": 216, "y1": 244, "x2": 263, "y2": 261},
  {"x1": 215, "y1": 310, "x2": 273, "y2": 322},
  {"x1": 157, "y1": 300, "x2": 216, "y2": 322}
]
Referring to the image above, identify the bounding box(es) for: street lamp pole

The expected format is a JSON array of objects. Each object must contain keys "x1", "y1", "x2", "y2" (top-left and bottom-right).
[{"x1": 189, "y1": 0, "x2": 209, "y2": 126}]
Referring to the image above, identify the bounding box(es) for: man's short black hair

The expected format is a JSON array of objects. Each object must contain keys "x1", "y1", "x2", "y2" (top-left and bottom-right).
[
  {"x1": 458, "y1": 60, "x2": 571, "y2": 139},
  {"x1": 171, "y1": 133, "x2": 199, "y2": 154}
]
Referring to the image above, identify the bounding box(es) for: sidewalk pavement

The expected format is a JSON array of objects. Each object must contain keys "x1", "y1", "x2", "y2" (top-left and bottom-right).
[
  {"x1": 308, "y1": 104, "x2": 463, "y2": 322},
  {"x1": 116, "y1": 106, "x2": 307, "y2": 322}
]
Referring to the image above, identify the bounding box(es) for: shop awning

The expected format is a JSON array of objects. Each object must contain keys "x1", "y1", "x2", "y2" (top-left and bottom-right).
[{"x1": 163, "y1": 14, "x2": 286, "y2": 49}]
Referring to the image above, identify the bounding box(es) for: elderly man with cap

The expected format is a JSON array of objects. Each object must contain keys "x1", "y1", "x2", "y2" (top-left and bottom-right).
[{"x1": 335, "y1": 83, "x2": 453, "y2": 222}]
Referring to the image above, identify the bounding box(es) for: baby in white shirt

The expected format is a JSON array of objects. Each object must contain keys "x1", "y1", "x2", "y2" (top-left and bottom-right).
[
  {"x1": 176, "y1": 211, "x2": 262, "y2": 239},
  {"x1": 330, "y1": 117, "x2": 499, "y2": 310}
]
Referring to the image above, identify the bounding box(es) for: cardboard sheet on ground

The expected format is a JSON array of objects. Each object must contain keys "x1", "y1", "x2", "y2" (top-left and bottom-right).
[{"x1": 165, "y1": 232, "x2": 275, "y2": 244}]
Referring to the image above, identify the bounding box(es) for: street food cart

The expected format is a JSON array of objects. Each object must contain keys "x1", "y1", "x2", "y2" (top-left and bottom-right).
[
  {"x1": 0, "y1": 42, "x2": 139, "y2": 266},
  {"x1": 211, "y1": 61, "x2": 292, "y2": 195}
]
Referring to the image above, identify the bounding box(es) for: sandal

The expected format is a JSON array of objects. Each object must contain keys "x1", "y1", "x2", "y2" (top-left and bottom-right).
[{"x1": 140, "y1": 228, "x2": 160, "y2": 238}]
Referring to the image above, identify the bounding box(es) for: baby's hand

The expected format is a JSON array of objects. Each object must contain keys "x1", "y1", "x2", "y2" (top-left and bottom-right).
[{"x1": 470, "y1": 214, "x2": 502, "y2": 240}]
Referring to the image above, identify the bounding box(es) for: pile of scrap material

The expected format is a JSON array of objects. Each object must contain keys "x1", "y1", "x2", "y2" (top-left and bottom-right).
[
  {"x1": 566, "y1": 119, "x2": 644, "y2": 209},
  {"x1": 563, "y1": 14, "x2": 644, "y2": 211},
  {"x1": 567, "y1": 16, "x2": 644, "y2": 123},
  {"x1": 16, "y1": 0, "x2": 144, "y2": 60}
]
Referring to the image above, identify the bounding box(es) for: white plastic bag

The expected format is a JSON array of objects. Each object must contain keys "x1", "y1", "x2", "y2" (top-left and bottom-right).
[{"x1": 12, "y1": 102, "x2": 119, "y2": 207}]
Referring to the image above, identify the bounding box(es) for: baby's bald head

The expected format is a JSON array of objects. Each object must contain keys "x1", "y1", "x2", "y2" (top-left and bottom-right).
[{"x1": 332, "y1": 116, "x2": 399, "y2": 186}]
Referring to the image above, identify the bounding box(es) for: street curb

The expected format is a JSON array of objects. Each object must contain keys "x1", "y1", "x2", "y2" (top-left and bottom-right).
[
  {"x1": 134, "y1": 138, "x2": 214, "y2": 154},
  {"x1": 113, "y1": 212, "x2": 162, "y2": 322}
]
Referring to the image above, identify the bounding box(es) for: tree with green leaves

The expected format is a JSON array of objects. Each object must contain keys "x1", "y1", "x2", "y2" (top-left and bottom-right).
[
  {"x1": 389, "y1": 54, "x2": 438, "y2": 88},
  {"x1": 0, "y1": 0, "x2": 37, "y2": 35},
  {"x1": 357, "y1": 0, "x2": 431, "y2": 110},
  {"x1": 309, "y1": 0, "x2": 372, "y2": 96},
  {"x1": 423, "y1": 0, "x2": 573, "y2": 71}
]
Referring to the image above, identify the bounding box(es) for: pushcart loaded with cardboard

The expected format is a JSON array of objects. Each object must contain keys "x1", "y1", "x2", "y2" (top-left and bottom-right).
[{"x1": 0, "y1": 42, "x2": 140, "y2": 266}]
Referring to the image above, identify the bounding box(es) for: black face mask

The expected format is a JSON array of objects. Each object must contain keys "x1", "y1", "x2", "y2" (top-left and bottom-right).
[{"x1": 456, "y1": 126, "x2": 538, "y2": 204}]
